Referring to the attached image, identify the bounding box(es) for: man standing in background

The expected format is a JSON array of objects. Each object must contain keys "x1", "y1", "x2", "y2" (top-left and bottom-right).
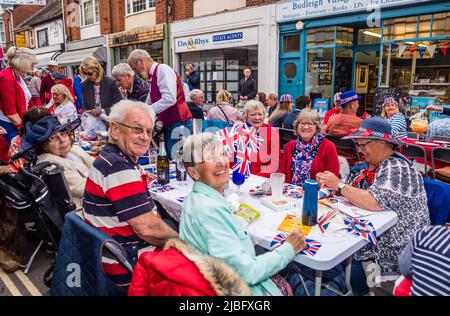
[{"x1": 238, "y1": 66, "x2": 257, "y2": 110}]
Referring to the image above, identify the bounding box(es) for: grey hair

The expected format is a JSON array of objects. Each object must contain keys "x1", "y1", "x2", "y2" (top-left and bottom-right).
[
  {"x1": 293, "y1": 109, "x2": 322, "y2": 135},
  {"x1": 128, "y1": 49, "x2": 152, "y2": 66},
  {"x1": 182, "y1": 133, "x2": 223, "y2": 169},
  {"x1": 189, "y1": 89, "x2": 204, "y2": 102},
  {"x1": 267, "y1": 92, "x2": 277, "y2": 100},
  {"x1": 242, "y1": 100, "x2": 267, "y2": 120},
  {"x1": 6, "y1": 47, "x2": 37, "y2": 72},
  {"x1": 111, "y1": 63, "x2": 135, "y2": 78},
  {"x1": 109, "y1": 100, "x2": 156, "y2": 125}
]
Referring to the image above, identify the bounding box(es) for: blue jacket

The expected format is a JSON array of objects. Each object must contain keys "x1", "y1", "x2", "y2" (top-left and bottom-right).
[
  {"x1": 51, "y1": 212, "x2": 134, "y2": 296},
  {"x1": 423, "y1": 178, "x2": 450, "y2": 225},
  {"x1": 73, "y1": 75, "x2": 83, "y2": 112}
]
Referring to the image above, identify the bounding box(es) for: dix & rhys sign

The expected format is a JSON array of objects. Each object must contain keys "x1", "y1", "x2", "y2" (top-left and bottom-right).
[
  {"x1": 174, "y1": 27, "x2": 258, "y2": 53},
  {"x1": 276, "y1": 0, "x2": 431, "y2": 23}
]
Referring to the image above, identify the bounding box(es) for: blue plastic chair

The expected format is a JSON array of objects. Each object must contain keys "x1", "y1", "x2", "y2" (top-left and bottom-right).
[{"x1": 423, "y1": 178, "x2": 450, "y2": 225}]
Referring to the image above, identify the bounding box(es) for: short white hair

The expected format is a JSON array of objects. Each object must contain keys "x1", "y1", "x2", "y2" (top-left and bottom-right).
[
  {"x1": 128, "y1": 49, "x2": 152, "y2": 66},
  {"x1": 242, "y1": 100, "x2": 267, "y2": 120},
  {"x1": 109, "y1": 100, "x2": 156, "y2": 125},
  {"x1": 182, "y1": 133, "x2": 223, "y2": 169},
  {"x1": 111, "y1": 63, "x2": 135, "y2": 78},
  {"x1": 189, "y1": 89, "x2": 204, "y2": 101}
]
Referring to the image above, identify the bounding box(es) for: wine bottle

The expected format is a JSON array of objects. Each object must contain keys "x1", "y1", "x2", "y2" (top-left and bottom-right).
[{"x1": 157, "y1": 136, "x2": 170, "y2": 185}]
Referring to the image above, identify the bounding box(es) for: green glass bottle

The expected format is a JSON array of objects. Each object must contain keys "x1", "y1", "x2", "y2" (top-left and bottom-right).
[{"x1": 157, "y1": 136, "x2": 170, "y2": 185}]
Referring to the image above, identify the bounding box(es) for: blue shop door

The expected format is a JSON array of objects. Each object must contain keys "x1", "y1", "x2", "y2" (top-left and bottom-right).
[{"x1": 279, "y1": 59, "x2": 301, "y2": 99}]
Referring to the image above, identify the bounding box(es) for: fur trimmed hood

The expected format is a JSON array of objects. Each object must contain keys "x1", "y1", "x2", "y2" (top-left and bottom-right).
[{"x1": 163, "y1": 238, "x2": 252, "y2": 296}]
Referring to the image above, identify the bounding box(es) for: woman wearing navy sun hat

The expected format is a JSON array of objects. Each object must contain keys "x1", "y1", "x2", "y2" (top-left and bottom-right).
[{"x1": 317, "y1": 117, "x2": 429, "y2": 295}]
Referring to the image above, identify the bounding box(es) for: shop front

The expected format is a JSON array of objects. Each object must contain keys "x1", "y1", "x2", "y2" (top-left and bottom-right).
[
  {"x1": 171, "y1": 5, "x2": 278, "y2": 104},
  {"x1": 277, "y1": 0, "x2": 450, "y2": 115},
  {"x1": 108, "y1": 24, "x2": 165, "y2": 69}
]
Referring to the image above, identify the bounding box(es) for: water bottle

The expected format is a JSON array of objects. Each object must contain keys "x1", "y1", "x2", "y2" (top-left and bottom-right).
[{"x1": 302, "y1": 179, "x2": 320, "y2": 226}]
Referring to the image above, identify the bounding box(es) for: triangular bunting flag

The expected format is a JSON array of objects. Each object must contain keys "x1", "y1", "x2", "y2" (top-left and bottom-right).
[
  {"x1": 399, "y1": 45, "x2": 407, "y2": 57},
  {"x1": 390, "y1": 44, "x2": 398, "y2": 54},
  {"x1": 409, "y1": 46, "x2": 417, "y2": 58},
  {"x1": 427, "y1": 44, "x2": 437, "y2": 58},
  {"x1": 418, "y1": 47, "x2": 426, "y2": 59},
  {"x1": 440, "y1": 42, "x2": 448, "y2": 57}
]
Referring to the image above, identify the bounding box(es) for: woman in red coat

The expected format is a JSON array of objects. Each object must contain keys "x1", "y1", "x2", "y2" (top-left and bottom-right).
[
  {"x1": 278, "y1": 109, "x2": 339, "y2": 185},
  {"x1": 0, "y1": 47, "x2": 37, "y2": 163},
  {"x1": 242, "y1": 100, "x2": 281, "y2": 178}
]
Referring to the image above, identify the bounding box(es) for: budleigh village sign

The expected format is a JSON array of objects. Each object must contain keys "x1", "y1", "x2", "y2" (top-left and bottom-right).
[
  {"x1": 276, "y1": 0, "x2": 431, "y2": 22},
  {"x1": 0, "y1": 0, "x2": 45, "y2": 4}
]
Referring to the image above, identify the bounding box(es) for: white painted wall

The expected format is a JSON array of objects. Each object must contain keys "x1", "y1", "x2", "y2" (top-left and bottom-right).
[
  {"x1": 80, "y1": 23, "x2": 100, "y2": 40},
  {"x1": 125, "y1": 9, "x2": 156, "y2": 30},
  {"x1": 193, "y1": 0, "x2": 246, "y2": 17},
  {"x1": 34, "y1": 19, "x2": 64, "y2": 47},
  {"x1": 171, "y1": 4, "x2": 279, "y2": 95}
]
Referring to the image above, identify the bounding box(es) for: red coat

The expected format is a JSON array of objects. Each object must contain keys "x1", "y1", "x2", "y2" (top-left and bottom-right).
[
  {"x1": 40, "y1": 73, "x2": 55, "y2": 104},
  {"x1": 250, "y1": 124, "x2": 281, "y2": 178},
  {"x1": 58, "y1": 78, "x2": 76, "y2": 102},
  {"x1": 278, "y1": 138, "x2": 340, "y2": 184},
  {"x1": 128, "y1": 239, "x2": 251, "y2": 296}
]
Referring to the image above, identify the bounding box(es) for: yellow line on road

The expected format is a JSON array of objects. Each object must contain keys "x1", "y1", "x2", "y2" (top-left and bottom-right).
[
  {"x1": 15, "y1": 270, "x2": 42, "y2": 296},
  {"x1": 0, "y1": 268, "x2": 22, "y2": 296}
]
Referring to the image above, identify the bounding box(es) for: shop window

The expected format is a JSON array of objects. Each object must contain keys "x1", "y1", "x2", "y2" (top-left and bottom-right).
[
  {"x1": 432, "y1": 13, "x2": 450, "y2": 37},
  {"x1": 283, "y1": 62, "x2": 297, "y2": 79},
  {"x1": 305, "y1": 48, "x2": 334, "y2": 99},
  {"x1": 282, "y1": 34, "x2": 300, "y2": 53},
  {"x1": 126, "y1": 0, "x2": 155, "y2": 15},
  {"x1": 358, "y1": 28, "x2": 381, "y2": 45},
  {"x1": 0, "y1": 21, "x2": 6, "y2": 44},
  {"x1": 335, "y1": 48, "x2": 353, "y2": 92},
  {"x1": 336, "y1": 26, "x2": 353, "y2": 46},
  {"x1": 37, "y1": 29, "x2": 48, "y2": 48},
  {"x1": 307, "y1": 27, "x2": 334, "y2": 47},
  {"x1": 80, "y1": 0, "x2": 99, "y2": 27},
  {"x1": 418, "y1": 15, "x2": 432, "y2": 38},
  {"x1": 383, "y1": 16, "x2": 418, "y2": 40}
]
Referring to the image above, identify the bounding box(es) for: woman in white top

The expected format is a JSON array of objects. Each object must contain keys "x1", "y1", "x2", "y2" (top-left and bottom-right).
[{"x1": 47, "y1": 84, "x2": 78, "y2": 125}]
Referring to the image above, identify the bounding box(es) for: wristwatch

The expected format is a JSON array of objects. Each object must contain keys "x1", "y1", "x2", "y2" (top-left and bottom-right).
[{"x1": 337, "y1": 182, "x2": 346, "y2": 195}]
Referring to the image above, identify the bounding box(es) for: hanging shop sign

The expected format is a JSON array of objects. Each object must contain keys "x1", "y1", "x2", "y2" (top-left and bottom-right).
[
  {"x1": 276, "y1": 0, "x2": 430, "y2": 23},
  {"x1": 15, "y1": 33, "x2": 26, "y2": 48},
  {"x1": 174, "y1": 27, "x2": 258, "y2": 53}
]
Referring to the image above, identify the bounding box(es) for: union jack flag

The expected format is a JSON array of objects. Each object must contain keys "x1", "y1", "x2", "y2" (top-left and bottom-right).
[
  {"x1": 244, "y1": 127, "x2": 264, "y2": 155},
  {"x1": 300, "y1": 239, "x2": 322, "y2": 257},
  {"x1": 270, "y1": 233, "x2": 288, "y2": 251},
  {"x1": 232, "y1": 138, "x2": 251, "y2": 176},
  {"x1": 343, "y1": 216, "x2": 378, "y2": 245},
  {"x1": 150, "y1": 185, "x2": 175, "y2": 193},
  {"x1": 317, "y1": 206, "x2": 339, "y2": 233},
  {"x1": 217, "y1": 125, "x2": 238, "y2": 157}
]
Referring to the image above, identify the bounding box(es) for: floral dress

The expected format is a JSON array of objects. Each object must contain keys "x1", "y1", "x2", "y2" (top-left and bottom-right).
[{"x1": 346, "y1": 153, "x2": 430, "y2": 275}]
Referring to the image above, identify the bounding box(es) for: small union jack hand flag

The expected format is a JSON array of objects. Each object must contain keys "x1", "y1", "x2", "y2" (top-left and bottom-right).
[
  {"x1": 217, "y1": 125, "x2": 238, "y2": 158},
  {"x1": 232, "y1": 138, "x2": 251, "y2": 176},
  {"x1": 342, "y1": 216, "x2": 378, "y2": 245},
  {"x1": 300, "y1": 239, "x2": 322, "y2": 257}
]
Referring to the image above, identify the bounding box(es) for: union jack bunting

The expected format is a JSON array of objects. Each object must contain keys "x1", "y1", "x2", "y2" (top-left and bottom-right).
[
  {"x1": 270, "y1": 233, "x2": 288, "y2": 251},
  {"x1": 232, "y1": 138, "x2": 251, "y2": 176},
  {"x1": 300, "y1": 239, "x2": 322, "y2": 257},
  {"x1": 342, "y1": 216, "x2": 378, "y2": 245},
  {"x1": 317, "y1": 207, "x2": 339, "y2": 233},
  {"x1": 149, "y1": 185, "x2": 176, "y2": 193}
]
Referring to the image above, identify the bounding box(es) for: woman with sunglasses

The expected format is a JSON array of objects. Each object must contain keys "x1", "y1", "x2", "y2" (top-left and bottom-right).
[
  {"x1": 316, "y1": 117, "x2": 429, "y2": 295},
  {"x1": 278, "y1": 109, "x2": 339, "y2": 186},
  {"x1": 19, "y1": 116, "x2": 94, "y2": 208},
  {"x1": 80, "y1": 57, "x2": 122, "y2": 116}
]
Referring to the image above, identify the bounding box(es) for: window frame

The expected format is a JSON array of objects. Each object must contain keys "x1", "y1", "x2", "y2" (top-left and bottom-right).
[
  {"x1": 80, "y1": 0, "x2": 100, "y2": 27},
  {"x1": 0, "y1": 21, "x2": 5, "y2": 44},
  {"x1": 125, "y1": 0, "x2": 156, "y2": 16},
  {"x1": 37, "y1": 28, "x2": 48, "y2": 48}
]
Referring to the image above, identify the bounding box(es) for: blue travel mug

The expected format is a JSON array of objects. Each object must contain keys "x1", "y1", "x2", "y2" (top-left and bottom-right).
[{"x1": 302, "y1": 179, "x2": 320, "y2": 226}]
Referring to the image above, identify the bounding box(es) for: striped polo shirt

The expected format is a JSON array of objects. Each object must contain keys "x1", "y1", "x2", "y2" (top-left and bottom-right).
[
  {"x1": 83, "y1": 143, "x2": 155, "y2": 284},
  {"x1": 411, "y1": 225, "x2": 450, "y2": 296},
  {"x1": 388, "y1": 113, "x2": 407, "y2": 138}
]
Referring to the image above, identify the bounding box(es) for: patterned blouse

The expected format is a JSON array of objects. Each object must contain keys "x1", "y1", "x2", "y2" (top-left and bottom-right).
[{"x1": 346, "y1": 153, "x2": 430, "y2": 275}]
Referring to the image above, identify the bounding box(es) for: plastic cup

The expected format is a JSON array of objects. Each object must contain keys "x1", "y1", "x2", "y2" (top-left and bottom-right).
[{"x1": 270, "y1": 173, "x2": 285, "y2": 200}]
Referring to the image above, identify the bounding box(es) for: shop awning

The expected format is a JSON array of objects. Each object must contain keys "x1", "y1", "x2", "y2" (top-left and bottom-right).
[
  {"x1": 35, "y1": 52, "x2": 58, "y2": 68},
  {"x1": 56, "y1": 46, "x2": 107, "y2": 66}
]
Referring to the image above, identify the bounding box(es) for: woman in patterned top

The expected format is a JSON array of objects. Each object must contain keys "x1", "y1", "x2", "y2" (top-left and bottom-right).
[
  {"x1": 317, "y1": 117, "x2": 429, "y2": 294},
  {"x1": 381, "y1": 97, "x2": 407, "y2": 138}
]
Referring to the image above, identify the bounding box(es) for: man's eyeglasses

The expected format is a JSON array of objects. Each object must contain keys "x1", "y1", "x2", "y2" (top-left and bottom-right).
[
  {"x1": 354, "y1": 140, "x2": 377, "y2": 150},
  {"x1": 116, "y1": 121, "x2": 153, "y2": 137}
]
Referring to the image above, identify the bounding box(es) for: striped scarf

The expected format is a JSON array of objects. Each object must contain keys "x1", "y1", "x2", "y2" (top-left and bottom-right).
[{"x1": 291, "y1": 135, "x2": 324, "y2": 186}]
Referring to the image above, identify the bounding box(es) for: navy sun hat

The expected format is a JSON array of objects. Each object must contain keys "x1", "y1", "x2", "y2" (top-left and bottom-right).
[
  {"x1": 16, "y1": 116, "x2": 81, "y2": 157},
  {"x1": 339, "y1": 90, "x2": 362, "y2": 107},
  {"x1": 51, "y1": 71, "x2": 67, "y2": 80},
  {"x1": 343, "y1": 116, "x2": 402, "y2": 147}
]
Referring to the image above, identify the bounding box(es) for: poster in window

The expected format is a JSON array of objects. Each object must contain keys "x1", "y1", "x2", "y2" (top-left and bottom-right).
[{"x1": 357, "y1": 64, "x2": 369, "y2": 88}]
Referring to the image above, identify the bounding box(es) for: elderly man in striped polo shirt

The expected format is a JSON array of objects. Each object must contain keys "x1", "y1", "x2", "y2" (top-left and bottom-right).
[{"x1": 83, "y1": 100, "x2": 178, "y2": 285}]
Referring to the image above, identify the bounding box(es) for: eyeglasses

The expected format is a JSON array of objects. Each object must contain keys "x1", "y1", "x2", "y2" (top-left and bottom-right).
[
  {"x1": 354, "y1": 140, "x2": 376, "y2": 150},
  {"x1": 116, "y1": 121, "x2": 153, "y2": 137},
  {"x1": 299, "y1": 122, "x2": 315, "y2": 127},
  {"x1": 48, "y1": 131, "x2": 70, "y2": 143}
]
